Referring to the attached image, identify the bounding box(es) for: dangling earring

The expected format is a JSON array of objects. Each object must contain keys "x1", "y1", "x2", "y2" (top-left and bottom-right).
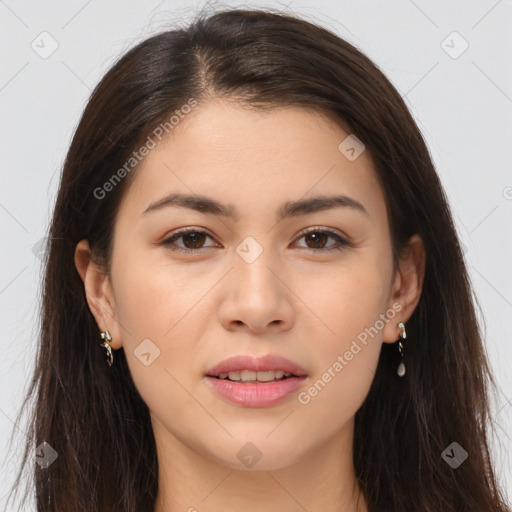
[
  {"x1": 396, "y1": 322, "x2": 406, "y2": 377},
  {"x1": 100, "y1": 330, "x2": 114, "y2": 367}
]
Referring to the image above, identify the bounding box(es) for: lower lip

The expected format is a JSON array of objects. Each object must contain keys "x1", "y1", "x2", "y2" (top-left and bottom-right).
[{"x1": 205, "y1": 376, "x2": 308, "y2": 407}]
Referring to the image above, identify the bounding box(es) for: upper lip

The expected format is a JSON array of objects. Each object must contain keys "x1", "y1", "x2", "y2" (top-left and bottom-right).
[{"x1": 206, "y1": 354, "x2": 308, "y2": 377}]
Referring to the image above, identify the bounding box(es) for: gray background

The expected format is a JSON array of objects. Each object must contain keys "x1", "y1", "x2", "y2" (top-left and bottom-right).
[{"x1": 1, "y1": 0, "x2": 511, "y2": 509}]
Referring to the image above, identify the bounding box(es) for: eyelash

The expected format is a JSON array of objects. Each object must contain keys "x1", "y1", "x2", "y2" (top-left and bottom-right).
[{"x1": 160, "y1": 227, "x2": 352, "y2": 254}]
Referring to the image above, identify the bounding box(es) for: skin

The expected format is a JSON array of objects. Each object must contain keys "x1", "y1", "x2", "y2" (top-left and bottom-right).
[{"x1": 75, "y1": 99, "x2": 425, "y2": 512}]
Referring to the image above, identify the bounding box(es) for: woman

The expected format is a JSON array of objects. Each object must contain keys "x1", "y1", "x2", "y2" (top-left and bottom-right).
[{"x1": 6, "y1": 7, "x2": 510, "y2": 512}]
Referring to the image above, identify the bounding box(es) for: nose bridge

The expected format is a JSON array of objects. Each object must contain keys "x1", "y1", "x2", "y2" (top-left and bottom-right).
[
  {"x1": 233, "y1": 234, "x2": 281, "y2": 302},
  {"x1": 218, "y1": 233, "x2": 295, "y2": 332}
]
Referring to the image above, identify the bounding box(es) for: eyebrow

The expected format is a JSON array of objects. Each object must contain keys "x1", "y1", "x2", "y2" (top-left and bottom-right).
[{"x1": 141, "y1": 192, "x2": 368, "y2": 222}]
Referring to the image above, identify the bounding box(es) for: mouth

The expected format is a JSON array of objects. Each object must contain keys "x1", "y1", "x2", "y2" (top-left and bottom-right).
[
  {"x1": 204, "y1": 354, "x2": 308, "y2": 407},
  {"x1": 205, "y1": 353, "x2": 308, "y2": 379},
  {"x1": 208, "y1": 369, "x2": 302, "y2": 383}
]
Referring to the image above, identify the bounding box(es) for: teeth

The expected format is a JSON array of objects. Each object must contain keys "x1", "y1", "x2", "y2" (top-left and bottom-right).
[{"x1": 217, "y1": 370, "x2": 292, "y2": 381}]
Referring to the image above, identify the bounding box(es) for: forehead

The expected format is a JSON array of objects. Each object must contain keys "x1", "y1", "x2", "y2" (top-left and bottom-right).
[{"x1": 116, "y1": 99, "x2": 385, "y2": 222}]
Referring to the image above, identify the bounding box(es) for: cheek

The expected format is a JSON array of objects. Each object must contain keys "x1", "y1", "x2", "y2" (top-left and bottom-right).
[
  {"x1": 299, "y1": 255, "x2": 390, "y2": 346},
  {"x1": 110, "y1": 259, "x2": 214, "y2": 429},
  {"x1": 294, "y1": 311, "x2": 384, "y2": 447},
  {"x1": 295, "y1": 255, "x2": 391, "y2": 416},
  {"x1": 109, "y1": 248, "x2": 211, "y2": 392},
  {"x1": 111, "y1": 243, "x2": 213, "y2": 341}
]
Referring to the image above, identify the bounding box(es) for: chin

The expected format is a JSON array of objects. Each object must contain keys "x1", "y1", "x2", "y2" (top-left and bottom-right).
[{"x1": 204, "y1": 437, "x2": 304, "y2": 472}]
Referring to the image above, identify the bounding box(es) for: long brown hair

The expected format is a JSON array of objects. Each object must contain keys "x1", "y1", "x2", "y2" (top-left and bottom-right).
[{"x1": 6, "y1": 7, "x2": 510, "y2": 511}]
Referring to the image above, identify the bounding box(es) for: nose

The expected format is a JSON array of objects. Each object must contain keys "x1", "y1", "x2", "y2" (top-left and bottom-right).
[{"x1": 218, "y1": 248, "x2": 296, "y2": 334}]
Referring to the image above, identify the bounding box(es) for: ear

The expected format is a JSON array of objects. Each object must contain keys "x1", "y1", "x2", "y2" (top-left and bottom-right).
[
  {"x1": 74, "y1": 239, "x2": 123, "y2": 349},
  {"x1": 382, "y1": 233, "x2": 426, "y2": 344}
]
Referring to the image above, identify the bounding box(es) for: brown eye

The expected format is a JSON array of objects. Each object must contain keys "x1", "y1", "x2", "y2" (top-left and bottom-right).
[
  {"x1": 294, "y1": 228, "x2": 351, "y2": 252},
  {"x1": 180, "y1": 231, "x2": 208, "y2": 249},
  {"x1": 161, "y1": 229, "x2": 217, "y2": 252},
  {"x1": 303, "y1": 231, "x2": 329, "y2": 249}
]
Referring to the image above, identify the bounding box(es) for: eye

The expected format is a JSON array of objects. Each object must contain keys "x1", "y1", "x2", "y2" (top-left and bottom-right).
[
  {"x1": 160, "y1": 227, "x2": 352, "y2": 253},
  {"x1": 160, "y1": 228, "x2": 218, "y2": 253},
  {"x1": 293, "y1": 227, "x2": 352, "y2": 252}
]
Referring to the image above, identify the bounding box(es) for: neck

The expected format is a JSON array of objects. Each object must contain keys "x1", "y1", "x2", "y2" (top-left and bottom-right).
[{"x1": 152, "y1": 417, "x2": 368, "y2": 512}]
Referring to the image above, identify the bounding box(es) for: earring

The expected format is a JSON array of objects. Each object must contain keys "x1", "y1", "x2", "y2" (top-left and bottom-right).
[
  {"x1": 396, "y1": 322, "x2": 406, "y2": 377},
  {"x1": 99, "y1": 330, "x2": 114, "y2": 367}
]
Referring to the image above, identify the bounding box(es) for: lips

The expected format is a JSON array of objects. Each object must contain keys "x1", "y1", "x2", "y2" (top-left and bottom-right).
[
  {"x1": 205, "y1": 374, "x2": 307, "y2": 407},
  {"x1": 205, "y1": 354, "x2": 308, "y2": 407},
  {"x1": 205, "y1": 354, "x2": 308, "y2": 378}
]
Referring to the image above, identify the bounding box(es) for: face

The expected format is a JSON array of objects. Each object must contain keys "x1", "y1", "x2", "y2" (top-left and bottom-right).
[{"x1": 82, "y1": 99, "x2": 416, "y2": 471}]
